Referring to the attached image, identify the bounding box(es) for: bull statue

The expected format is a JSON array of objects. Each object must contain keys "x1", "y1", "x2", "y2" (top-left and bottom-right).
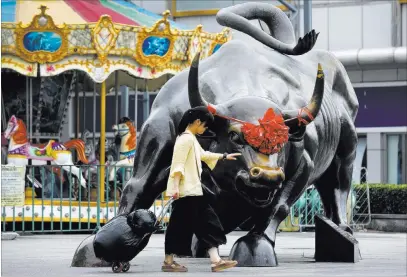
[{"x1": 72, "y1": 2, "x2": 359, "y2": 267}]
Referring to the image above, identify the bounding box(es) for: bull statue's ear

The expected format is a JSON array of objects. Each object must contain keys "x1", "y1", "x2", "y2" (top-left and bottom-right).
[{"x1": 288, "y1": 125, "x2": 307, "y2": 142}]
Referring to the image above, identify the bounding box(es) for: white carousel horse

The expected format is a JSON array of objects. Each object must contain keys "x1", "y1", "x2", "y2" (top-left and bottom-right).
[
  {"x1": 81, "y1": 130, "x2": 116, "y2": 183},
  {"x1": 4, "y1": 115, "x2": 88, "y2": 187},
  {"x1": 107, "y1": 117, "x2": 136, "y2": 182}
]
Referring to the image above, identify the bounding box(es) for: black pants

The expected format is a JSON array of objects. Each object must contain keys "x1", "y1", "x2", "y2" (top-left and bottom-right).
[{"x1": 164, "y1": 196, "x2": 226, "y2": 256}]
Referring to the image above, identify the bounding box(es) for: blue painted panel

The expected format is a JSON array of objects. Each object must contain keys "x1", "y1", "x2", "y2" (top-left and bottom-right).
[
  {"x1": 142, "y1": 36, "x2": 170, "y2": 56},
  {"x1": 1, "y1": 0, "x2": 16, "y2": 22},
  {"x1": 212, "y1": 43, "x2": 222, "y2": 54},
  {"x1": 23, "y1": 32, "x2": 62, "y2": 52}
]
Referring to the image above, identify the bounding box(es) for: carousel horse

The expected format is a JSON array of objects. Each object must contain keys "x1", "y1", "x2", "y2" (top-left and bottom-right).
[
  {"x1": 4, "y1": 115, "x2": 88, "y2": 188},
  {"x1": 81, "y1": 129, "x2": 117, "y2": 183},
  {"x1": 107, "y1": 117, "x2": 136, "y2": 182}
]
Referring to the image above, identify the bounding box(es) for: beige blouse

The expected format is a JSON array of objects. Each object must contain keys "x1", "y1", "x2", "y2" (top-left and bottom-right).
[{"x1": 165, "y1": 130, "x2": 223, "y2": 198}]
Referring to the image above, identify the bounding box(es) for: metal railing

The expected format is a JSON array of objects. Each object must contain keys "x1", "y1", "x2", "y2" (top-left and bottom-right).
[
  {"x1": 289, "y1": 167, "x2": 371, "y2": 230},
  {"x1": 2, "y1": 164, "x2": 370, "y2": 233},
  {"x1": 1, "y1": 164, "x2": 170, "y2": 233}
]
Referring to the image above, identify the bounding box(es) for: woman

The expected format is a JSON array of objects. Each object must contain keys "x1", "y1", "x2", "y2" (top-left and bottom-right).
[{"x1": 163, "y1": 106, "x2": 241, "y2": 273}]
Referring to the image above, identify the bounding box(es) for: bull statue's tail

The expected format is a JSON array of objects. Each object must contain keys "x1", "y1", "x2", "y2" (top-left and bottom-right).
[
  {"x1": 64, "y1": 139, "x2": 89, "y2": 164},
  {"x1": 216, "y1": 2, "x2": 319, "y2": 55}
]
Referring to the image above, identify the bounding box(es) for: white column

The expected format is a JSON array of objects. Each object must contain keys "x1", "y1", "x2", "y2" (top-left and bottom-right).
[
  {"x1": 120, "y1": 86, "x2": 129, "y2": 118},
  {"x1": 352, "y1": 137, "x2": 367, "y2": 184},
  {"x1": 366, "y1": 132, "x2": 386, "y2": 183},
  {"x1": 387, "y1": 135, "x2": 400, "y2": 184}
]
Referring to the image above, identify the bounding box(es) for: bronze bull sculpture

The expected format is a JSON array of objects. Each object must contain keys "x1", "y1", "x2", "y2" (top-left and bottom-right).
[{"x1": 72, "y1": 2, "x2": 359, "y2": 267}]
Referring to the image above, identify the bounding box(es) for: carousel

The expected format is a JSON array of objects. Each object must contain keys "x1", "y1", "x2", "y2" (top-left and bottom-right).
[{"x1": 1, "y1": 1, "x2": 230, "y2": 230}]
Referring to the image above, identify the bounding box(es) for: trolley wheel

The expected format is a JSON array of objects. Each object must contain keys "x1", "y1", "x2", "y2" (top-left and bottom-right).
[
  {"x1": 122, "y1": 262, "x2": 130, "y2": 272},
  {"x1": 112, "y1": 262, "x2": 123, "y2": 273}
]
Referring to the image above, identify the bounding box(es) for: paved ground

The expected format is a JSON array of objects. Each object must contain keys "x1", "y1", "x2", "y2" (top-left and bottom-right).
[{"x1": 1, "y1": 231, "x2": 406, "y2": 277}]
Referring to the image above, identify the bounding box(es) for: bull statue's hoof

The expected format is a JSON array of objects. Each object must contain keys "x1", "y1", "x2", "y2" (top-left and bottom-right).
[
  {"x1": 71, "y1": 235, "x2": 111, "y2": 267},
  {"x1": 229, "y1": 233, "x2": 278, "y2": 267}
]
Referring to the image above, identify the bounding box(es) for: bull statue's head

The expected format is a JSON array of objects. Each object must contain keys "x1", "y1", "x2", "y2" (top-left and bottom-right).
[{"x1": 188, "y1": 53, "x2": 324, "y2": 208}]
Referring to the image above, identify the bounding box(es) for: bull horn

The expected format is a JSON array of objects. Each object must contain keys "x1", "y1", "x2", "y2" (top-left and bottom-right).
[
  {"x1": 283, "y1": 63, "x2": 325, "y2": 128},
  {"x1": 188, "y1": 52, "x2": 209, "y2": 108}
]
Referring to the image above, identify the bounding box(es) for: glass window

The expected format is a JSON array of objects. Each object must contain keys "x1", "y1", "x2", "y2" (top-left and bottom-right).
[
  {"x1": 353, "y1": 136, "x2": 367, "y2": 184},
  {"x1": 387, "y1": 134, "x2": 402, "y2": 184}
]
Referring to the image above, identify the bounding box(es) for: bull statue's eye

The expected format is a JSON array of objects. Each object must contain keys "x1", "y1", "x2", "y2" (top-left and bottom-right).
[{"x1": 229, "y1": 131, "x2": 243, "y2": 145}]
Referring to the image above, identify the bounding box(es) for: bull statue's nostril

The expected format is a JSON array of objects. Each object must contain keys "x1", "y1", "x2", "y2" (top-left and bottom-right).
[{"x1": 250, "y1": 167, "x2": 263, "y2": 177}]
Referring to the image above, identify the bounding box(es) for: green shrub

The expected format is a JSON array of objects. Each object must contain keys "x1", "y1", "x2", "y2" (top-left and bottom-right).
[{"x1": 354, "y1": 184, "x2": 407, "y2": 214}]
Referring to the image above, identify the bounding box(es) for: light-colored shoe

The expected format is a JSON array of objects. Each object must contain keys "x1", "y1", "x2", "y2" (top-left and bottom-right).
[
  {"x1": 211, "y1": 259, "x2": 238, "y2": 272},
  {"x1": 161, "y1": 261, "x2": 188, "y2": 272}
]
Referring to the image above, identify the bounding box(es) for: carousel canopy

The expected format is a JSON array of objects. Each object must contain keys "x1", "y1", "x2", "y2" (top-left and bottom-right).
[
  {"x1": 1, "y1": 1, "x2": 231, "y2": 82},
  {"x1": 1, "y1": 0, "x2": 187, "y2": 29}
]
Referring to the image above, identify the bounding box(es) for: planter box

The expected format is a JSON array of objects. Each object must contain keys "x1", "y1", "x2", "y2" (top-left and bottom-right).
[{"x1": 367, "y1": 214, "x2": 407, "y2": 233}]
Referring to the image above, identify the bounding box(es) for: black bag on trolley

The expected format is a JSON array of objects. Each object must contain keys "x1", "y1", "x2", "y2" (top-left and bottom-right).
[{"x1": 93, "y1": 209, "x2": 158, "y2": 272}]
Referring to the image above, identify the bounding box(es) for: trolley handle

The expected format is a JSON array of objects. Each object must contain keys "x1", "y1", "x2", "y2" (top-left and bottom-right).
[
  {"x1": 154, "y1": 187, "x2": 199, "y2": 226},
  {"x1": 154, "y1": 196, "x2": 175, "y2": 227}
]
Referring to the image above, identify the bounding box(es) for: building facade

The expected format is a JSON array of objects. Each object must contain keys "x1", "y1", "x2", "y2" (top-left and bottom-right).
[{"x1": 172, "y1": 0, "x2": 407, "y2": 184}]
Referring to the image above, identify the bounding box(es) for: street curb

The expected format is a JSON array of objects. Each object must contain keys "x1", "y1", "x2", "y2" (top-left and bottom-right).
[{"x1": 1, "y1": 232, "x2": 19, "y2": 240}]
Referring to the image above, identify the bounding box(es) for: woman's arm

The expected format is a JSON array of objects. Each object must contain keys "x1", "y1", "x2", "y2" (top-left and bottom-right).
[
  {"x1": 201, "y1": 146, "x2": 242, "y2": 170},
  {"x1": 200, "y1": 148, "x2": 223, "y2": 170}
]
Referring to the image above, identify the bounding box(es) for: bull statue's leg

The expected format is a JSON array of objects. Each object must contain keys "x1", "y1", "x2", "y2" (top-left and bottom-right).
[
  {"x1": 229, "y1": 150, "x2": 314, "y2": 267},
  {"x1": 71, "y1": 117, "x2": 174, "y2": 267},
  {"x1": 314, "y1": 118, "x2": 357, "y2": 232}
]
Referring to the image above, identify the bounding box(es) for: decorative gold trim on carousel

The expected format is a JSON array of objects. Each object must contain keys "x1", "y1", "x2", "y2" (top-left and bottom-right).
[
  {"x1": 1, "y1": 56, "x2": 38, "y2": 76},
  {"x1": 52, "y1": 59, "x2": 103, "y2": 73},
  {"x1": 134, "y1": 11, "x2": 177, "y2": 68},
  {"x1": 14, "y1": 5, "x2": 70, "y2": 64},
  {"x1": 92, "y1": 15, "x2": 119, "y2": 63},
  {"x1": 1, "y1": 5, "x2": 232, "y2": 78}
]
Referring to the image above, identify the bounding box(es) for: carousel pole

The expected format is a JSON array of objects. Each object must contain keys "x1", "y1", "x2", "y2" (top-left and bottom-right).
[
  {"x1": 26, "y1": 77, "x2": 29, "y2": 138},
  {"x1": 82, "y1": 74, "x2": 86, "y2": 135},
  {"x1": 29, "y1": 78, "x2": 33, "y2": 142},
  {"x1": 143, "y1": 80, "x2": 149, "y2": 122},
  {"x1": 115, "y1": 72, "x2": 120, "y2": 161},
  {"x1": 114, "y1": 71, "x2": 119, "y2": 124},
  {"x1": 99, "y1": 81, "x2": 106, "y2": 203},
  {"x1": 93, "y1": 83, "x2": 96, "y2": 150},
  {"x1": 1, "y1": 94, "x2": 6, "y2": 131},
  {"x1": 134, "y1": 80, "x2": 138, "y2": 131},
  {"x1": 75, "y1": 74, "x2": 79, "y2": 139}
]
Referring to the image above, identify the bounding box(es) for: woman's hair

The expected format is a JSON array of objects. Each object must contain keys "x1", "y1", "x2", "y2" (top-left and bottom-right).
[{"x1": 177, "y1": 106, "x2": 214, "y2": 134}]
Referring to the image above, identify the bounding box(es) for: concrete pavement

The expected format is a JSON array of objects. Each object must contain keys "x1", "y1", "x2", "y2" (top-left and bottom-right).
[{"x1": 1, "y1": 231, "x2": 406, "y2": 277}]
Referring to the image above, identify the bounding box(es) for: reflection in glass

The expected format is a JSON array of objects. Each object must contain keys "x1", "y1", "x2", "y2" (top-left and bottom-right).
[{"x1": 387, "y1": 134, "x2": 402, "y2": 184}]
